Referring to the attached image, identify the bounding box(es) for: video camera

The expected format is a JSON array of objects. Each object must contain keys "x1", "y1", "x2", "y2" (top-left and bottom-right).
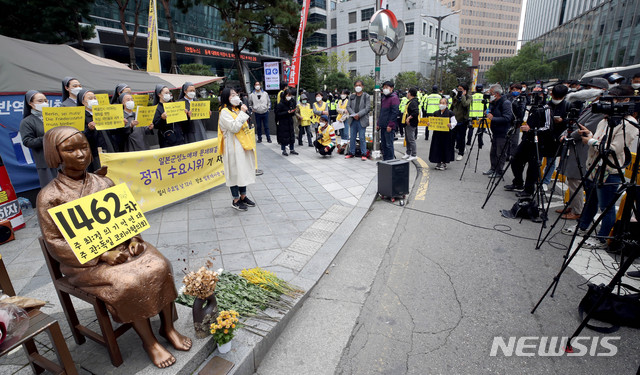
[{"x1": 591, "y1": 97, "x2": 637, "y2": 117}]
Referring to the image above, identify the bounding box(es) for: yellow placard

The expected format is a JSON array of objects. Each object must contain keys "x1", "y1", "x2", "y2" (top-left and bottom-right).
[
  {"x1": 136, "y1": 105, "x2": 157, "y2": 127},
  {"x1": 189, "y1": 101, "x2": 210, "y2": 120},
  {"x1": 418, "y1": 118, "x2": 429, "y2": 127},
  {"x1": 99, "y1": 138, "x2": 227, "y2": 212},
  {"x1": 427, "y1": 117, "x2": 450, "y2": 132},
  {"x1": 42, "y1": 106, "x2": 85, "y2": 133},
  {"x1": 93, "y1": 104, "x2": 125, "y2": 130},
  {"x1": 132, "y1": 94, "x2": 150, "y2": 108},
  {"x1": 164, "y1": 101, "x2": 188, "y2": 124},
  {"x1": 47, "y1": 183, "x2": 150, "y2": 264},
  {"x1": 472, "y1": 118, "x2": 491, "y2": 128},
  {"x1": 95, "y1": 93, "x2": 110, "y2": 106}
]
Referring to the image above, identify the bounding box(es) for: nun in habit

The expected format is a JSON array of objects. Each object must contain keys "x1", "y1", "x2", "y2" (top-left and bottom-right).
[
  {"x1": 177, "y1": 82, "x2": 209, "y2": 143},
  {"x1": 60, "y1": 77, "x2": 83, "y2": 107}
]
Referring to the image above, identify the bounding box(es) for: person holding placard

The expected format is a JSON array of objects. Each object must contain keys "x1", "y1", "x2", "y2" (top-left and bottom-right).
[
  {"x1": 336, "y1": 89, "x2": 350, "y2": 142},
  {"x1": 110, "y1": 83, "x2": 131, "y2": 104},
  {"x1": 428, "y1": 98, "x2": 457, "y2": 171},
  {"x1": 60, "y1": 77, "x2": 82, "y2": 107},
  {"x1": 218, "y1": 88, "x2": 257, "y2": 211},
  {"x1": 295, "y1": 94, "x2": 313, "y2": 147},
  {"x1": 19, "y1": 90, "x2": 58, "y2": 187},
  {"x1": 314, "y1": 115, "x2": 336, "y2": 156},
  {"x1": 177, "y1": 82, "x2": 208, "y2": 143},
  {"x1": 121, "y1": 93, "x2": 154, "y2": 152},
  {"x1": 77, "y1": 89, "x2": 116, "y2": 172},
  {"x1": 152, "y1": 85, "x2": 185, "y2": 148},
  {"x1": 37, "y1": 126, "x2": 192, "y2": 368}
]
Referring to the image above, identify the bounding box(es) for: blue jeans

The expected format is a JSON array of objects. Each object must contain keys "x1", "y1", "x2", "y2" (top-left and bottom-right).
[
  {"x1": 578, "y1": 174, "x2": 622, "y2": 238},
  {"x1": 542, "y1": 157, "x2": 556, "y2": 185},
  {"x1": 230, "y1": 185, "x2": 247, "y2": 199},
  {"x1": 349, "y1": 120, "x2": 367, "y2": 156},
  {"x1": 380, "y1": 127, "x2": 395, "y2": 161},
  {"x1": 340, "y1": 119, "x2": 350, "y2": 140},
  {"x1": 255, "y1": 112, "x2": 270, "y2": 141}
]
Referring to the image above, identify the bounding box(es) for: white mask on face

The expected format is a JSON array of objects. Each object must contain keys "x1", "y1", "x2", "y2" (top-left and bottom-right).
[
  {"x1": 255, "y1": 85, "x2": 261, "y2": 91},
  {"x1": 87, "y1": 99, "x2": 99, "y2": 108},
  {"x1": 439, "y1": 104, "x2": 447, "y2": 111},
  {"x1": 522, "y1": 87, "x2": 527, "y2": 92},
  {"x1": 489, "y1": 95, "x2": 497, "y2": 102},
  {"x1": 230, "y1": 96, "x2": 242, "y2": 106},
  {"x1": 70, "y1": 87, "x2": 82, "y2": 96},
  {"x1": 316, "y1": 96, "x2": 322, "y2": 102},
  {"x1": 633, "y1": 83, "x2": 640, "y2": 89},
  {"x1": 285, "y1": 96, "x2": 292, "y2": 101},
  {"x1": 382, "y1": 88, "x2": 391, "y2": 95},
  {"x1": 125, "y1": 101, "x2": 136, "y2": 110},
  {"x1": 340, "y1": 94, "x2": 347, "y2": 100},
  {"x1": 551, "y1": 99, "x2": 562, "y2": 105},
  {"x1": 34, "y1": 102, "x2": 49, "y2": 112},
  {"x1": 186, "y1": 91, "x2": 196, "y2": 99},
  {"x1": 355, "y1": 86, "x2": 363, "y2": 93},
  {"x1": 162, "y1": 93, "x2": 172, "y2": 102}
]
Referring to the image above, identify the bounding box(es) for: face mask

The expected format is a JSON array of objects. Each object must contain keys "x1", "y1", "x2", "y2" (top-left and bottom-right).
[
  {"x1": 34, "y1": 102, "x2": 49, "y2": 112},
  {"x1": 319, "y1": 122, "x2": 327, "y2": 127},
  {"x1": 70, "y1": 87, "x2": 82, "y2": 96},
  {"x1": 302, "y1": 100, "x2": 307, "y2": 104},
  {"x1": 439, "y1": 104, "x2": 447, "y2": 111},
  {"x1": 382, "y1": 88, "x2": 391, "y2": 95},
  {"x1": 569, "y1": 88, "x2": 577, "y2": 92},
  {"x1": 490, "y1": 95, "x2": 496, "y2": 102},
  {"x1": 125, "y1": 101, "x2": 135, "y2": 110},
  {"x1": 609, "y1": 83, "x2": 619, "y2": 89},
  {"x1": 551, "y1": 99, "x2": 562, "y2": 105},
  {"x1": 230, "y1": 96, "x2": 242, "y2": 106},
  {"x1": 186, "y1": 91, "x2": 196, "y2": 99},
  {"x1": 316, "y1": 97, "x2": 322, "y2": 102},
  {"x1": 511, "y1": 91, "x2": 520, "y2": 97},
  {"x1": 522, "y1": 87, "x2": 527, "y2": 92},
  {"x1": 162, "y1": 93, "x2": 172, "y2": 102},
  {"x1": 355, "y1": 86, "x2": 363, "y2": 93},
  {"x1": 87, "y1": 99, "x2": 99, "y2": 108},
  {"x1": 285, "y1": 96, "x2": 292, "y2": 101},
  {"x1": 633, "y1": 83, "x2": 640, "y2": 89},
  {"x1": 255, "y1": 86, "x2": 261, "y2": 91},
  {"x1": 341, "y1": 94, "x2": 347, "y2": 100}
]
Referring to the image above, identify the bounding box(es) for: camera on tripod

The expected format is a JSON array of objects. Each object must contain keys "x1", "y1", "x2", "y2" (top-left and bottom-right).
[{"x1": 591, "y1": 97, "x2": 636, "y2": 117}]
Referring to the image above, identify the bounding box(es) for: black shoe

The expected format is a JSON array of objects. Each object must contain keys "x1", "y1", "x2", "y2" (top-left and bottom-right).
[
  {"x1": 282, "y1": 151, "x2": 288, "y2": 156},
  {"x1": 267, "y1": 139, "x2": 272, "y2": 143},
  {"x1": 257, "y1": 139, "x2": 262, "y2": 143},
  {"x1": 309, "y1": 144, "x2": 313, "y2": 147},
  {"x1": 290, "y1": 150, "x2": 299, "y2": 155},
  {"x1": 626, "y1": 270, "x2": 640, "y2": 280},
  {"x1": 298, "y1": 142, "x2": 303, "y2": 146},
  {"x1": 504, "y1": 184, "x2": 524, "y2": 191},
  {"x1": 232, "y1": 200, "x2": 248, "y2": 211},
  {"x1": 466, "y1": 141, "x2": 471, "y2": 146},
  {"x1": 241, "y1": 196, "x2": 256, "y2": 207},
  {"x1": 482, "y1": 169, "x2": 495, "y2": 176},
  {"x1": 515, "y1": 191, "x2": 532, "y2": 198}
]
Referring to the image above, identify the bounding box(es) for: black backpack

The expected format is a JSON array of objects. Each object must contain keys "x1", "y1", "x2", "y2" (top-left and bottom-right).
[{"x1": 501, "y1": 197, "x2": 542, "y2": 222}]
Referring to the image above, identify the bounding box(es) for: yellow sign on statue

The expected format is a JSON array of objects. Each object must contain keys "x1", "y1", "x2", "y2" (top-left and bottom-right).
[
  {"x1": 164, "y1": 101, "x2": 188, "y2": 124},
  {"x1": 42, "y1": 106, "x2": 85, "y2": 133},
  {"x1": 47, "y1": 183, "x2": 150, "y2": 264},
  {"x1": 136, "y1": 105, "x2": 157, "y2": 127},
  {"x1": 189, "y1": 101, "x2": 210, "y2": 120},
  {"x1": 93, "y1": 104, "x2": 125, "y2": 130},
  {"x1": 427, "y1": 117, "x2": 450, "y2": 132},
  {"x1": 132, "y1": 94, "x2": 149, "y2": 108}
]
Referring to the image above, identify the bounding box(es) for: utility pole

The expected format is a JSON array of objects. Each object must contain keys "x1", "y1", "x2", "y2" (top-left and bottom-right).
[
  {"x1": 422, "y1": 11, "x2": 459, "y2": 88},
  {"x1": 372, "y1": 0, "x2": 381, "y2": 159}
]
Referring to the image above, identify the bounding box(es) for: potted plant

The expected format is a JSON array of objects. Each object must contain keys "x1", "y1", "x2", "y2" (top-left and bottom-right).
[
  {"x1": 182, "y1": 267, "x2": 221, "y2": 338},
  {"x1": 209, "y1": 310, "x2": 240, "y2": 354}
]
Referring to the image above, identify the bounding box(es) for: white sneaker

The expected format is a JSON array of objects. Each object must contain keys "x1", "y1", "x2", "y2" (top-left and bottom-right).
[
  {"x1": 402, "y1": 154, "x2": 410, "y2": 160},
  {"x1": 561, "y1": 225, "x2": 588, "y2": 236},
  {"x1": 407, "y1": 156, "x2": 417, "y2": 161},
  {"x1": 582, "y1": 237, "x2": 608, "y2": 250},
  {"x1": 542, "y1": 184, "x2": 549, "y2": 192},
  {"x1": 456, "y1": 154, "x2": 463, "y2": 161}
]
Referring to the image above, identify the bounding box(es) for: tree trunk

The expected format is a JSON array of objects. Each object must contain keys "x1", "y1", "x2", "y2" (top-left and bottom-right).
[
  {"x1": 160, "y1": 0, "x2": 178, "y2": 73},
  {"x1": 75, "y1": 14, "x2": 86, "y2": 51},
  {"x1": 116, "y1": 1, "x2": 137, "y2": 69},
  {"x1": 234, "y1": 44, "x2": 248, "y2": 94}
]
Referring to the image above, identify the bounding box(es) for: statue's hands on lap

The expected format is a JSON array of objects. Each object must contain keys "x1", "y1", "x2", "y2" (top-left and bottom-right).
[
  {"x1": 99, "y1": 250, "x2": 130, "y2": 266},
  {"x1": 128, "y1": 240, "x2": 146, "y2": 257}
]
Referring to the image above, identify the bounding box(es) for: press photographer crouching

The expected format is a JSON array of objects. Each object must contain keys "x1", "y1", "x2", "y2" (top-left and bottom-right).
[
  {"x1": 565, "y1": 85, "x2": 639, "y2": 250},
  {"x1": 485, "y1": 84, "x2": 514, "y2": 177}
]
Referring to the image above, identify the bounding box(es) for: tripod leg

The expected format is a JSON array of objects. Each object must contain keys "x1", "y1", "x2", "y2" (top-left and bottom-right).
[
  {"x1": 459, "y1": 128, "x2": 480, "y2": 181},
  {"x1": 482, "y1": 158, "x2": 513, "y2": 209}
]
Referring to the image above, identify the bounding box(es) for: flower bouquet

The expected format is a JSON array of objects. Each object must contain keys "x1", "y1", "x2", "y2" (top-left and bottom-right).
[
  {"x1": 210, "y1": 310, "x2": 240, "y2": 353},
  {"x1": 182, "y1": 266, "x2": 221, "y2": 338}
]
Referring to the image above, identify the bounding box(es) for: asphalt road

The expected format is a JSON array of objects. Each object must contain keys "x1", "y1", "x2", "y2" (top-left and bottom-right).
[{"x1": 257, "y1": 134, "x2": 640, "y2": 375}]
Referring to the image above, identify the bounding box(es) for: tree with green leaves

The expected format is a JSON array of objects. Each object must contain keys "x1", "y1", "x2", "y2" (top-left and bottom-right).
[
  {"x1": 114, "y1": 0, "x2": 144, "y2": 69},
  {"x1": 299, "y1": 51, "x2": 320, "y2": 93},
  {"x1": 177, "y1": 0, "x2": 301, "y2": 93},
  {"x1": 322, "y1": 72, "x2": 352, "y2": 92},
  {"x1": 486, "y1": 43, "x2": 556, "y2": 84},
  {"x1": 0, "y1": 0, "x2": 95, "y2": 48},
  {"x1": 394, "y1": 71, "x2": 430, "y2": 90},
  {"x1": 352, "y1": 74, "x2": 375, "y2": 93}
]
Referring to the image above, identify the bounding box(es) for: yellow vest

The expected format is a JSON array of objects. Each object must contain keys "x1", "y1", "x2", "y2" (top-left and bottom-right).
[
  {"x1": 217, "y1": 107, "x2": 254, "y2": 155},
  {"x1": 298, "y1": 103, "x2": 313, "y2": 126},
  {"x1": 426, "y1": 93, "x2": 441, "y2": 115},
  {"x1": 336, "y1": 99, "x2": 349, "y2": 122},
  {"x1": 313, "y1": 102, "x2": 327, "y2": 123},
  {"x1": 470, "y1": 92, "x2": 484, "y2": 118},
  {"x1": 317, "y1": 124, "x2": 335, "y2": 147}
]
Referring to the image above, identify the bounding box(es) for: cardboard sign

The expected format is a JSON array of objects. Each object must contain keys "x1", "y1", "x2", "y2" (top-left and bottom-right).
[
  {"x1": 418, "y1": 118, "x2": 429, "y2": 127},
  {"x1": 48, "y1": 183, "x2": 150, "y2": 264},
  {"x1": 472, "y1": 118, "x2": 491, "y2": 128},
  {"x1": 189, "y1": 101, "x2": 210, "y2": 120},
  {"x1": 427, "y1": 117, "x2": 450, "y2": 132},
  {"x1": 93, "y1": 104, "x2": 125, "y2": 130},
  {"x1": 164, "y1": 101, "x2": 187, "y2": 124},
  {"x1": 132, "y1": 94, "x2": 149, "y2": 108},
  {"x1": 42, "y1": 106, "x2": 85, "y2": 133},
  {"x1": 136, "y1": 105, "x2": 157, "y2": 127},
  {"x1": 95, "y1": 93, "x2": 110, "y2": 106}
]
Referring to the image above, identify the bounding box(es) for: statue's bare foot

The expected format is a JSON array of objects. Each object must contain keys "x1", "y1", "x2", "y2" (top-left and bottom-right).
[
  {"x1": 143, "y1": 341, "x2": 176, "y2": 368},
  {"x1": 160, "y1": 327, "x2": 193, "y2": 351}
]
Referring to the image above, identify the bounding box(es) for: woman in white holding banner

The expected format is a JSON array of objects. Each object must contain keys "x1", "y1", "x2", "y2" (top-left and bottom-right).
[{"x1": 218, "y1": 88, "x2": 256, "y2": 211}]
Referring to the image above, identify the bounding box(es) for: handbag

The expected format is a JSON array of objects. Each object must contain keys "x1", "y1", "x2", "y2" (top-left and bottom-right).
[{"x1": 578, "y1": 283, "x2": 640, "y2": 333}]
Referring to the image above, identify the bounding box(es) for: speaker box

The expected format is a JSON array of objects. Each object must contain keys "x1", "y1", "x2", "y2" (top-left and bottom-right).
[
  {"x1": 377, "y1": 159, "x2": 410, "y2": 198},
  {"x1": 0, "y1": 220, "x2": 14, "y2": 246}
]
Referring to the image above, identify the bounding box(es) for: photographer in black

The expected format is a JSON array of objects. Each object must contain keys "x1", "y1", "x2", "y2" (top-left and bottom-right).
[
  {"x1": 451, "y1": 83, "x2": 471, "y2": 160},
  {"x1": 539, "y1": 85, "x2": 571, "y2": 191},
  {"x1": 504, "y1": 86, "x2": 552, "y2": 197},
  {"x1": 505, "y1": 83, "x2": 527, "y2": 159},
  {"x1": 484, "y1": 84, "x2": 514, "y2": 177}
]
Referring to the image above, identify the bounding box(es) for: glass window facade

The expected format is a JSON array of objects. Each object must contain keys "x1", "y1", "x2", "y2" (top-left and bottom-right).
[
  {"x1": 361, "y1": 8, "x2": 374, "y2": 22},
  {"x1": 306, "y1": 32, "x2": 327, "y2": 48},
  {"x1": 308, "y1": 13, "x2": 327, "y2": 29},
  {"x1": 406, "y1": 22, "x2": 415, "y2": 36}
]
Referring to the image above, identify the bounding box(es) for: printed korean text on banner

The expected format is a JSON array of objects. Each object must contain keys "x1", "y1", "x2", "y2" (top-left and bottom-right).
[
  {"x1": 99, "y1": 138, "x2": 227, "y2": 212},
  {"x1": 264, "y1": 61, "x2": 280, "y2": 91},
  {"x1": 288, "y1": 0, "x2": 310, "y2": 87},
  {"x1": 132, "y1": 94, "x2": 149, "y2": 108},
  {"x1": 163, "y1": 101, "x2": 188, "y2": 124},
  {"x1": 42, "y1": 106, "x2": 85, "y2": 133},
  {"x1": 427, "y1": 117, "x2": 450, "y2": 132},
  {"x1": 95, "y1": 93, "x2": 110, "y2": 106},
  {"x1": 146, "y1": 0, "x2": 161, "y2": 73},
  {"x1": 93, "y1": 105, "x2": 125, "y2": 130},
  {"x1": 136, "y1": 105, "x2": 157, "y2": 127},
  {"x1": 0, "y1": 94, "x2": 62, "y2": 192},
  {"x1": 0, "y1": 156, "x2": 24, "y2": 230},
  {"x1": 472, "y1": 68, "x2": 479, "y2": 89},
  {"x1": 48, "y1": 183, "x2": 150, "y2": 264},
  {"x1": 189, "y1": 101, "x2": 210, "y2": 120},
  {"x1": 418, "y1": 118, "x2": 428, "y2": 127}
]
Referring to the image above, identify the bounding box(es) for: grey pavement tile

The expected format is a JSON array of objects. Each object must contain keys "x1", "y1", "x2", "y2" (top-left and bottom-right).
[
  {"x1": 285, "y1": 210, "x2": 313, "y2": 221},
  {"x1": 306, "y1": 186, "x2": 329, "y2": 194},
  {"x1": 270, "y1": 189, "x2": 290, "y2": 198},
  {"x1": 272, "y1": 251, "x2": 310, "y2": 273},
  {"x1": 341, "y1": 197, "x2": 359, "y2": 206},
  {"x1": 189, "y1": 209, "x2": 214, "y2": 220},
  {"x1": 288, "y1": 238, "x2": 322, "y2": 256},
  {"x1": 216, "y1": 226, "x2": 246, "y2": 241},
  {"x1": 340, "y1": 179, "x2": 363, "y2": 188},
  {"x1": 329, "y1": 189, "x2": 353, "y2": 200},
  {"x1": 253, "y1": 249, "x2": 282, "y2": 268},
  {"x1": 213, "y1": 216, "x2": 241, "y2": 229},
  {"x1": 310, "y1": 219, "x2": 340, "y2": 232},
  {"x1": 293, "y1": 219, "x2": 314, "y2": 232},
  {"x1": 321, "y1": 182, "x2": 343, "y2": 192},
  {"x1": 248, "y1": 235, "x2": 281, "y2": 251},
  {"x1": 280, "y1": 202, "x2": 305, "y2": 212},
  {"x1": 218, "y1": 238, "x2": 252, "y2": 254},
  {"x1": 294, "y1": 194, "x2": 318, "y2": 203},
  {"x1": 299, "y1": 201, "x2": 324, "y2": 210},
  {"x1": 256, "y1": 195, "x2": 278, "y2": 204},
  {"x1": 188, "y1": 229, "x2": 218, "y2": 244},
  {"x1": 223, "y1": 252, "x2": 257, "y2": 271},
  {"x1": 307, "y1": 209, "x2": 326, "y2": 219},
  {"x1": 159, "y1": 220, "x2": 189, "y2": 234},
  {"x1": 186, "y1": 241, "x2": 220, "y2": 256},
  {"x1": 239, "y1": 214, "x2": 268, "y2": 227},
  {"x1": 346, "y1": 185, "x2": 366, "y2": 196},
  {"x1": 213, "y1": 207, "x2": 238, "y2": 218},
  {"x1": 243, "y1": 224, "x2": 273, "y2": 238},
  {"x1": 300, "y1": 228, "x2": 333, "y2": 244},
  {"x1": 276, "y1": 232, "x2": 300, "y2": 249},
  {"x1": 267, "y1": 212, "x2": 290, "y2": 223},
  {"x1": 258, "y1": 203, "x2": 284, "y2": 215},
  {"x1": 269, "y1": 222, "x2": 299, "y2": 235},
  {"x1": 157, "y1": 232, "x2": 188, "y2": 247},
  {"x1": 188, "y1": 218, "x2": 215, "y2": 231}
]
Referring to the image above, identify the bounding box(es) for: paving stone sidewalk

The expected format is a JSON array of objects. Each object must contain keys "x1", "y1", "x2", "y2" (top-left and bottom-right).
[{"x1": 0, "y1": 135, "x2": 379, "y2": 375}]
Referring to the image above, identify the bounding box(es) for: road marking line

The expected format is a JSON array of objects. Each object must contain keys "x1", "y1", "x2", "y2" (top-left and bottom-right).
[{"x1": 414, "y1": 157, "x2": 429, "y2": 201}]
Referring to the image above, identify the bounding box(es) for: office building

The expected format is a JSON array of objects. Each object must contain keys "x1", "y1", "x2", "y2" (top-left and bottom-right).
[{"x1": 521, "y1": 0, "x2": 607, "y2": 42}]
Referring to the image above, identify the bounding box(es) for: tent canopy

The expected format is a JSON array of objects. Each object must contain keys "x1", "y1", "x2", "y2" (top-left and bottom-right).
[{"x1": 0, "y1": 35, "x2": 223, "y2": 94}]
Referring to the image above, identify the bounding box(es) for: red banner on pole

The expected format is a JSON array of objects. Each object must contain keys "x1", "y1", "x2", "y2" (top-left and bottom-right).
[{"x1": 288, "y1": 0, "x2": 311, "y2": 87}]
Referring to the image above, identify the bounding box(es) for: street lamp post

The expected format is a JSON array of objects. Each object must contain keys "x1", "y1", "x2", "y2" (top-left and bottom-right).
[{"x1": 422, "y1": 11, "x2": 459, "y2": 88}]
